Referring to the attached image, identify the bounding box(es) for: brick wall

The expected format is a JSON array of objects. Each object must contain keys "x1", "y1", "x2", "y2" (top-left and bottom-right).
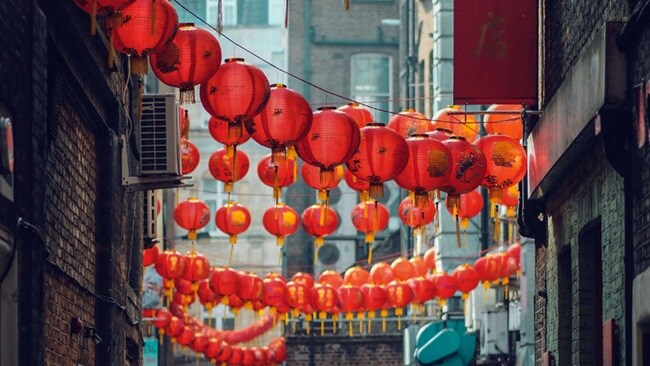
[{"x1": 286, "y1": 335, "x2": 403, "y2": 366}]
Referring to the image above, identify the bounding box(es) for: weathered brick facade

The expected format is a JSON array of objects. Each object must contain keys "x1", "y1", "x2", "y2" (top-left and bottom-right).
[
  {"x1": 0, "y1": 1, "x2": 144, "y2": 365},
  {"x1": 286, "y1": 335, "x2": 403, "y2": 366}
]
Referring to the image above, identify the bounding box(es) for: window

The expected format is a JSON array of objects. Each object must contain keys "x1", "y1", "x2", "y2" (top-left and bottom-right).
[
  {"x1": 237, "y1": 0, "x2": 268, "y2": 25},
  {"x1": 351, "y1": 54, "x2": 392, "y2": 122},
  {"x1": 268, "y1": 0, "x2": 285, "y2": 26},
  {"x1": 207, "y1": 0, "x2": 237, "y2": 27}
]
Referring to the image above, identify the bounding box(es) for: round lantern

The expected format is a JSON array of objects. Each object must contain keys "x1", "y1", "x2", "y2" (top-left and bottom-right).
[
  {"x1": 452, "y1": 264, "x2": 480, "y2": 299},
  {"x1": 143, "y1": 244, "x2": 159, "y2": 267},
  {"x1": 338, "y1": 102, "x2": 374, "y2": 128},
  {"x1": 262, "y1": 204, "x2": 299, "y2": 246},
  {"x1": 237, "y1": 272, "x2": 264, "y2": 306},
  {"x1": 429, "y1": 272, "x2": 457, "y2": 304},
  {"x1": 165, "y1": 316, "x2": 185, "y2": 341},
  {"x1": 507, "y1": 242, "x2": 521, "y2": 266},
  {"x1": 410, "y1": 256, "x2": 428, "y2": 278},
  {"x1": 176, "y1": 326, "x2": 195, "y2": 347},
  {"x1": 473, "y1": 255, "x2": 502, "y2": 287},
  {"x1": 173, "y1": 278, "x2": 193, "y2": 295},
  {"x1": 295, "y1": 107, "x2": 360, "y2": 183},
  {"x1": 337, "y1": 285, "x2": 363, "y2": 336},
  {"x1": 181, "y1": 251, "x2": 211, "y2": 290},
  {"x1": 351, "y1": 200, "x2": 389, "y2": 263},
  {"x1": 197, "y1": 280, "x2": 219, "y2": 312},
  {"x1": 484, "y1": 104, "x2": 523, "y2": 140},
  {"x1": 208, "y1": 147, "x2": 250, "y2": 193},
  {"x1": 369, "y1": 262, "x2": 394, "y2": 286},
  {"x1": 285, "y1": 280, "x2": 310, "y2": 316},
  {"x1": 208, "y1": 116, "x2": 251, "y2": 151},
  {"x1": 217, "y1": 343, "x2": 233, "y2": 363},
  {"x1": 73, "y1": 0, "x2": 136, "y2": 35},
  {"x1": 180, "y1": 139, "x2": 200, "y2": 174},
  {"x1": 386, "y1": 281, "x2": 414, "y2": 330},
  {"x1": 431, "y1": 105, "x2": 479, "y2": 142},
  {"x1": 174, "y1": 198, "x2": 210, "y2": 240},
  {"x1": 423, "y1": 247, "x2": 436, "y2": 273},
  {"x1": 498, "y1": 184, "x2": 520, "y2": 217},
  {"x1": 203, "y1": 338, "x2": 222, "y2": 360},
  {"x1": 245, "y1": 84, "x2": 313, "y2": 160},
  {"x1": 475, "y1": 134, "x2": 527, "y2": 203},
  {"x1": 200, "y1": 58, "x2": 271, "y2": 141},
  {"x1": 391, "y1": 257, "x2": 415, "y2": 282},
  {"x1": 407, "y1": 276, "x2": 436, "y2": 305},
  {"x1": 190, "y1": 334, "x2": 209, "y2": 354},
  {"x1": 394, "y1": 134, "x2": 451, "y2": 206},
  {"x1": 302, "y1": 163, "x2": 344, "y2": 202},
  {"x1": 263, "y1": 277, "x2": 288, "y2": 308},
  {"x1": 291, "y1": 272, "x2": 315, "y2": 289},
  {"x1": 398, "y1": 196, "x2": 436, "y2": 238},
  {"x1": 496, "y1": 251, "x2": 518, "y2": 284},
  {"x1": 257, "y1": 154, "x2": 297, "y2": 203},
  {"x1": 344, "y1": 167, "x2": 371, "y2": 203},
  {"x1": 441, "y1": 137, "x2": 487, "y2": 197},
  {"x1": 344, "y1": 266, "x2": 370, "y2": 287},
  {"x1": 110, "y1": 0, "x2": 177, "y2": 73},
  {"x1": 301, "y1": 204, "x2": 339, "y2": 256},
  {"x1": 317, "y1": 270, "x2": 343, "y2": 289},
  {"x1": 150, "y1": 23, "x2": 222, "y2": 103},
  {"x1": 215, "y1": 202, "x2": 251, "y2": 245},
  {"x1": 310, "y1": 284, "x2": 338, "y2": 335},
  {"x1": 155, "y1": 249, "x2": 186, "y2": 296},
  {"x1": 445, "y1": 190, "x2": 484, "y2": 229},
  {"x1": 209, "y1": 267, "x2": 240, "y2": 296},
  {"x1": 346, "y1": 123, "x2": 409, "y2": 198},
  {"x1": 426, "y1": 128, "x2": 453, "y2": 142},
  {"x1": 387, "y1": 109, "x2": 432, "y2": 138}
]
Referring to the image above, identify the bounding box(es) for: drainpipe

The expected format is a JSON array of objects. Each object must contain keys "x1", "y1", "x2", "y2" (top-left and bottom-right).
[{"x1": 406, "y1": 0, "x2": 415, "y2": 109}]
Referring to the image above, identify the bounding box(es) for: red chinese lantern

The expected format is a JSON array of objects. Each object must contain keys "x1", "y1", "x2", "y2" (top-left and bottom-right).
[
  {"x1": 475, "y1": 134, "x2": 527, "y2": 203},
  {"x1": 155, "y1": 249, "x2": 186, "y2": 296},
  {"x1": 181, "y1": 251, "x2": 211, "y2": 290},
  {"x1": 217, "y1": 343, "x2": 233, "y2": 363},
  {"x1": 496, "y1": 251, "x2": 518, "y2": 283},
  {"x1": 301, "y1": 204, "x2": 339, "y2": 256},
  {"x1": 174, "y1": 198, "x2": 210, "y2": 240},
  {"x1": 317, "y1": 270, "x2": 343, "y2": 289},
  {"x1": 180, "y1": 139, "x2": 200, "y2": 174},
  {"x1": 338, "y1": 102, "x2": 374, "y2": 128},
  {"x1": 73, "y1": 0, "x2": 135, "y2": 35},
  {"x1": 423, "y1": 247, "x2": 436, "y2": 273},
  {"x1": 200, "y1": 58, "x2": 271, "y2": 141},
  {"x1": 351, "y1": 201, "x2": 389, "y2": 263},
  {"x1": 143, "y1": 244, "x2": 159, "y2": 267},
  {"x1": 484, "y1": 104, "x2": 523, "y2": 140},
  {"x1": 285, "y1": 281, "x2": 310, "y2": 316},
  {"x1": 208, "y1": 116, "x2": 251, "y2": 150},
  {"x1": 452, "y1": 264, "x2": 480, "y2": 299},
  {"x1": 197, "y1": 280, "x2": 219, "y2": 312},
  {"x1": 346, "y1": 123, "x2": 409, "y2": 198},
  {"x1": 229, "y1": 348, "x2": 244, "y2": 365},
  {"x1": 391, "y1": 257, "x2": 415, "y2": 282},
  {"x1": 369, "y1": 262, "x2": 394, "y2": 286},
  {"x1": 209, "y1": 267, "x2": 240, "y2": 296},
  {"x1": 152, "y1": 307, "x2": 172, "y2": 333},
  {"x1": 344, "y1": 167, "x2": 371, "y2": 202},
  {"x1": 440, "y1": 137, "x2": 487, "y2": 197},
  {"x1": 203, "y1": 338, "x2": 222, "y2": 360},
  {"x1": 215, "y1": 202, "x2": 251, "y2": 245},
  {"x1": 295, "y1": 107, "x2": 360, "y2": 183},
  {"x1": 291, "y1": 272, "x2": 315, "y2": 289},
  {"x1": 150, "y1": 23, "x2": 222, "y2": 103},
  {"x1": 176, "y1": 326, "x2": 195, "y2": 347},
  {"x1": 172, "y1": 290, "x2": 195, "y2": 308},
  {"x1": 407, "y1": 276, "x2": 436, "y2": 305},
  {"x1": 410, "y1": 256, "x2": 428, "y2": 278},
  {"x1": 190, "y1": 334, "x2": 209, "y2": 354},
  {"x1": 262, "y1": 204, "x2": 300, "y2": 246},
  {"x1": 263, "y1": 277, "x2": 288, "y2": 308},
  {"x1": 386, "y1": 281, "x2": 414, "y2": 330},
  {"x1": 337, "y1": 285, "x2": 363, "y2": 336},
  {"x1": 445, "y1": 190, "x2": 484, "y2": 229},
  {"x1": 394, "y1": 134, "x2": 451, "y2": 206},
  {"x1": 429, "y1": 272, "x2": 457, "y2": 304},
  {"x1": 473, "y1": 255, "x2": 502, "y2": 287},
  {"x1": 426, "y1": 128, "x2": 453, "y2": 142},
  {"x1": 165, "y1": 316, "x2": 185, "y2": 341},
  {"x1": 302, "y1": 163, "x2": 344, "y2": 203},
  {"x1": 431, "y1": 105, "x2": 479, "y2": 142},
  {"x1": 387, "y1": 109, "x2": 432, "y2": 138},
  {"x1": 344, "y1": 266, "x2": 370, "y2": 287},
  {"x1": 173, "y1": 277, "x2": 193, "y2": 295},
  {"x1": 245, "y1": 84, "x2": 313, "y2": 161},
  {"x1": 110, "y1": 0, "x2": 177, "y2": 73},
  {"x1": 257, "y1": 154, "x2": 297, "y2": 203},
  {"x1": 310, "y1": 284, "x2": 338, "y2": 335},
  {"x1": 208, "y1": 147, "x2": 250, "y2": 193},
  {"x1": 507, "y1": 242, "x2": 521, "y2": 266},
  {"x1": 398, "y1": 196, "x2": 436, "y2": 239},
  {"x1": 237, "y1": 272, "x2": 264, "y2": 306},
  {"x1": 360, "y1": 283, "x2": 387, "y2": 332}
]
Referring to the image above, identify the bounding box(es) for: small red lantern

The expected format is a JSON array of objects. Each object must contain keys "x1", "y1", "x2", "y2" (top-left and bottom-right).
[
  {"x1": 473, "y1": 255, "x2": 502, "y2": 287},
  {"x1": 475, "y1": 134, "x2": 527, "y2": 203},
  {"x1": 346, "y1": 123, "x2": 409, "y2": 198},
  {"x1": 423, "y1": 247, "x2": 436, "y2": 273},
  {"x1": 197, "y1": 280, "x2": 219, "y2": 312},
  {"x1": 426, "y1": 128, "x2": 453, "y2": 142},
  {"x1": 337, "y1": 285, "x2": 363, "y2": 336},
  {"x1": 245, "y1": 84, "x2": 313, "y2": 160},
  {"x1": 344, "y1": 266, "x2": 370, "y2": 287},
  {"x1": 110, "y1": 0, "x2": 177, "y2": 73},
  {"x1": 203, "y1": 338, "x2": 222, "y2": 360},
  {"x1": 317, "y1": 270, "x2": 343, "y2": 289},
  {"x1": 445, "y1": 190, "x2": 484, "y2": 229},
  {"x1": 507, "y1": 242, "x2": 522, "y2": 266},
  {"x1": 386, "y1": 281, "x2": 414, "y2": 330},
  {"x1": 394, "y1": 134, "x2": 451, "y2": 206},
  {"x1": 410, "y1": 256, "x2": 428, "y2": 278},
  {"x1": 498, "y1": 185, "x2": 520, "y2": 217},
  {"x1": 387, "y1": 109, "x2": 432, "y2": 138},
  {"x1": 150, "y1": 23, "x2": 222, "y2": 103},
  {"x1": 310, "y1": 284, "x2": 338, "y2": 335},
  {"x1": 344, "y1": 167, "x2": 371, "y2": 202},
  {"x1": 237, "y1": 272, "x2": 264, "y2": 305},
  {"x1": 208, "y1": 116, "x2": 251, "y2": 148},
  {"x1": 291, "y1": 272, "x2": 315, "y2": 289},
  {"x1": 431, "y1": 105, "x2": 479, "y2": 142},
  {"x1": 217, "y1": 343, "x2": 233, "y2": 363},
  {"x1": 73, "y1": 0, "x2": 135, "y2": 35},
  {"x1": 209, "y1": 267, "x2": 240, "y2": 296},
  {"x1": 391, "y1": 257, "x2": 415, "y2": 282},
  {"x1": 398, "y1": 196, "x2": 436, "y2": 237},
  {"x1": 190, "y1": 334, "x2": 209, "y2": 354},
  {"x1": 257, "y1": 154, "x2": 297, "y2": 203},
  {"x1": 452, "y1": 264, "x2": 480, "y2": 299},
  {"x1": 338, "y1": 102, "x2": 374, "y2": 128},
  {"x1": 301, "y1": 204, "x2": 339, "y2": 255},
  {"x1": 215, "y1": 202, "x2": 251, "y2": 245},
  {"x1": 155, "y1": 249, "x2": 186, "y2": 295},
  {"x1": 182, "y1": 251, "x2": 211, "y2": 290},
  {"x1": 360, "y1": 283, "x2": 387, "y2": 331},
  {"x1": 407, "y1": 276, "x2": 436, "y2": 305},
  {"x1": 369, "y1": 262, "x2": 394, "y2": 286},
  {"x1": 429, "y1": 272, "x2": 457, "y2": 304},
  {"x1": 177, "y1": 326, "x2": 195, "y2": 347},
  {"x1": 262, "y1": 204, "x2": 300, "y2": 246},
  {"x1": 180, "y1": 139, "x2": 200, "y2": 174},
  {"x1": 208, "y1": 148, "x2": 250, "y2": 193},
  {"x1": 302, "y1": 163, "x2": 344, "y2": 202},
  {"x1": 496, "y1": 251, "x2": 518, "y2": 283},
  {"x1": 285, "y1": 281, "x2": 310, "y2": 315},
  {"x1": 173, "y1": 278, "x2": 193, "y2": 295},
  {"x1": 174, "y1": 198, "x2": 210, "y2": 240},
  {"x1": 152, "y1": 307, "x2": 172, "y2": 331},
  {"x1": 441, "y1": 137, "x2": 487, "y2": 197},
  {"x1": 295, "y1": 107, "x2": 360, "y2": 183},
  {"x1": 484, "y1": 104, "x2": 523, "y2": 140},
  {"x1": 165, "y1": 316, "x2": 185, "y2": 341},
  {"x1": 262, "y1": 277, "x2": 288, "y2": 308},
  {"x1": 200, "y1": 58, "x2": 271, "y2": 141},
  {"x1": 351, "y1": 201, "x2": 389, "y2": 263},
  {"x1": 143, "y1": 244, "x2": 159, "y2": 267}
]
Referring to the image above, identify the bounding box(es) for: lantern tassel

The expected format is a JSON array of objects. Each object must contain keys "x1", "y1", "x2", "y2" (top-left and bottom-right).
[
  {"x1": 368, "y1": 183, "x2": 384, "y2": 199},
  {"x1": 228, "y1": 244, "x2": 234, "y2": 266},
  {"x1": 358, "y1": 312, "x2": 364, "y2": 334},
  {"x1": 367, "y1": 243, "x2": 373, "y2": 264},
  {"x1": 349, "y1": 319, "x2": 353, "y2": 337},
  {"x1": 494, "y1": 207, "x2": 500, "y2": 243},
  {"x1": 344, "y1": 0, "x2": 351, "y2": 11},
  {"x1": 455, "y1": 215, "x2": 462, "y2": 248},
  {"x1": 381, "y1": 309, "x2": 388, "y2": 333},
  {"x1": 180, "y1": 89, "x2": 196, "y2": 104}
]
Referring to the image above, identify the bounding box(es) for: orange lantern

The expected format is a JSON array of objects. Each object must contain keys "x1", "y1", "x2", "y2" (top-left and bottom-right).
[
  {"x1": 423, "y1": 247, "x2": 437, "y2": 273},
  {"x1": 262, "y1": 204, "x2": 300, "y2": 246},
  {"x1": 338, "y1": 102, "x2": 374, "y2": 128},
  {"x1": 473, "y1": 255, "x2": 501, "y2": 288},
  {"x1": 387, "y1": 109, "x2": 432, "y2": 138},
  {"x1": 317, "y1": 270, "x2": 343, "y2": 289},
  {"x1": 452, "y1": 264, "x2": 480, "y2": 299},
  {"x1": 369, "y1": 262, "x2": 395, "y2": 286},
  {"x1": 386, "y1": 281, "x2": 414, "y2": 330},
  {"x1": 143, "y1": 244, "x2": 159, "y2": 267},
  {"x1": 391, "y1": 257, "x2": 415, "y2": 282},
  {"x1": 409, "y1": 256, "x2": 428, "y2": 278},
  {"x1": 351, "y1": 200, "x2": 389, "y2": 263},
  {"x1": 431, "y1": 105, "x2": 479, "y2": 142},
  {"x1": 429, "y1": 272, "x2": 457, "y2": 305},
  {"x1": 174, "y1": 198, "x2": 210, "y2": 240},
  {"x1": 475, "y1": 134, "x2": 526, "y2": 203},
  {"x1": 344, "y1": 266, "x2": 370, "y2": 287},
  {"x1": 209, "y1": 267, "x2": 240, "y2": 297},
  {"x1": 484, "y1": 104, "x2": 523, "y2": 140}
]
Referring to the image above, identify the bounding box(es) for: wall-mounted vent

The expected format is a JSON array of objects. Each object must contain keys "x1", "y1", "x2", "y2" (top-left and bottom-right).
[{"x1": 140, "y1": 94, "x2": 180, "y2": 176}]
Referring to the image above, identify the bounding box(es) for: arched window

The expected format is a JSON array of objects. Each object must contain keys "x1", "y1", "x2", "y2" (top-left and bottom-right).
[{"x1": 350, "y1": 53, "x2": 392, "y2": 122}]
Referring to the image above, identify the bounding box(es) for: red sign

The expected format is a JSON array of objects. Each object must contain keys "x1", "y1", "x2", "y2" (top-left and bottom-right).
[{"x1": 454, "y1": 0, "x2": 538, "y2": 105}]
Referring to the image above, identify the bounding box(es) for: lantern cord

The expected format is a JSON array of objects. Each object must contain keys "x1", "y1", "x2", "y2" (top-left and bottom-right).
[
  {"x1": 228, "y1": 245, "x2": 234, "y2": 266},
  {"x1": 455, "y1": 215, "x2": 462, "y2": 248},
  {"x1": 90, "y1": 0, "x2": 98, "y2": 35}
]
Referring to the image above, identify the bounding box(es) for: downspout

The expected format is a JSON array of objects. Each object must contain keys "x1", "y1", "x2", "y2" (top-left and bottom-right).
[{"x1": 406, "y1": 0, "x2": 415, "y2": 109}]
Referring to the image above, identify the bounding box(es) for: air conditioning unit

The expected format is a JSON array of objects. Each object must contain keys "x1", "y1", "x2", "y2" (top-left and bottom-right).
[
  {"x1": 314, "y1": 239, "x2": 357, "y2": 274},
  {"x1": 143, "y1": 190, "x2": 158, "y2": 248},
  {"x1": 480, "y1": 309, "x2": 509, "y2": 356}
]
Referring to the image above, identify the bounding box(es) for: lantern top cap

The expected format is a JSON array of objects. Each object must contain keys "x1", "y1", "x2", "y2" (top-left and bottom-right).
[
  {"x1": 448, "y1": 135, "x2": 467, "y2": 141},
  {"x1": 345, "y1": 102, "x2": 360, "y2": 106},
  {"x1": 271, "y1": 83, "x2": 287, "y2": 88},
  {"x1": 179, "y1": 23, "x2": 196, "y2": 29},
  {"x1": 433, "y1": 128, "x2": 453, "y2": 134},
  {"x1": 401, "y1": 108, "x2": 416, "y2": 113},
  {"x1": 408, "y1": 133, "x2": 430, "y2": 139},
  {"x1": 316, "y1": 106, "x2": 337, "y2": 111},
  {"x1": 365, "y1": 122, "x2": 386, "y2": 127},
  {"x1": 225, "y1": 57, "x2": 246, "y2": 63}
]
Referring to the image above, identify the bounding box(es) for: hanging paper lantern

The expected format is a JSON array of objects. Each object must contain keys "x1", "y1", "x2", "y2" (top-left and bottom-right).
[
  {"x1": 452, "y1": 264, "x2": 480, "y2": 299},
  {"x1": 73, "y1": 0, "x2": 135, "y2": 35},
  {"x1": 295, "y1": 107, "x2": 360, "y2": 183},
  {"x1": 386, "y1": 281, "x2": 414, "y2": 330},
  {"x1": 190, "y1": 334, "x2": 209, "y2": 354},
  {"x1": 394, "y1": 134, "x2": 451, "y2": 206},
  {"x1": 173, "y1": 278, "x2": 193, "y2": 295},
  {"x1": 338, "y1": 102, "x2": 374, "y2": 128},
  {"x1": 291, "y1": 272, "x2": 315, "y2": 289},
  {"x1": 407, "y1": 276, "x2": 436, "y2": 305},
  {"x1": 301, "y1": 163, "x2": 344, "y2": 202},
  {"x1": 445, "y1": 190, "x2": 484, "y2": 229},
  {"x1": 177, "y1": 326, "x2": 196, "y2": 347},
  {"x1": 229, "y1": 348, "x2": 244, "y2": 365},
  {"x1": 165, "y1": 316, "x2": 185, "y2": 341},
  {"x1": 423, "y1": 247, "x2": 436, "y2": 273},
  {"x1": 429, "y1": 272, "x2": 457, "y2": 304},
  {"x1": 360, "y1": 283, "x2": 387, "y2": 333},
  {"x1": 245, "y1": 84, "x2": 313, "y2": 160},
  {"x1": 155, "y1": 249, "x2": 186, "y2": 296},
  {"x1": 310, "y1": 284, "x2": 338, "y2": 335},
  {"x1": 152, "y1": 308, "x2": 172, "y2": 333},
  {"x1": 475, "y1": 134, "x2": 527, "y2": 203},
  {"x1": 344, "y1": 167, "x2": 371, "y2": 203},
  {"x1": 237, "y1": 272, "x2": 264, "y2": 305},
  {"x1": 203, "y1": 338, "x2": 223, "y2": 360},
  {"x1": 262, "y1": 204, "x2": 299, "y2": 246},
  {"x1": 346, "y1": 123, "x2": 409, "y2": 198},
  {"x1": 301, "y1": 204, "x2": 339, "y2": 255},
  {"x1": 174, "y1": 198, "x2": 210, "y2": 240},
  {"x1": 143, "y1": 244, "x2": 159, "y2": 267},
  {"x1": 344, "y1": 266, "x2": 370, "y2": 286},
  {"x1": 507, "y1": 242, "x2": 522, "y2": 266},
  {"x1": 387, "y1": 109, "x2": 432, "y2": 138},
  {"x1": 498, "y1": 184, "x2": 520, "y2": 217},
  {"x1": 473, "y1": 255, "x2": 502, "y2": 287},
  {"x1": 398, "y1": 196, "x2": 436, "y2": 234},
  {"x1": 181, "y1": 251, "x2": 211, "y2": 290},
  {"x1": 217, "y1": 343, "x2": 234, "y2": 363},
  {"x1": 351, "y1": 201, "x2": 389, "y2": 263},
  {"x1": 262, "y1": 277, "x2": 288, "y2": 308},
  {"x1": 172, "y1": 290, "x2": 195, "y2": 308},
  {"x1": 200, "y1": 58, "x2": 271, "y2": 141},
  {"x1": 426, "y1": 128, "x2": 453, "y2": 142},
  {"x1": 431, "y1": 105, "x2": 479, "y2": 142},
  {"x1": 215, "y1": 202, "x2": 251, "y2": 244},
  {"x1": 180, "y1": 139, "x2": 200, "y2": 174},
  {"x1": 197, "y1": 280, "x2": 220, "y2": 312},
  {"x1": 317, "y1": 270, "x2": 343, "y2": 289},
  {"x1": 111, "y1": 0, "x2": 178, "y2": 73},
  {"x1": 391, "y1": 257, "x2": 415, "y2": 282},
  {"x1": 208, "y1": 147, "x2": 250, "y2": 193},
  {"x1": 409, "y1": 256, "x2": 428, "y2": 278},
  {"x1": 257, "y1": 154, "x2": 297, "y2": 203},
  {"x1": 337, "y1": 285, "x2": 363, "y2": 336},
  {"x1": 484, "y1": 104, "x2": 523, "y2": 140},
  {"x1": 496, "y1": 251, "x2": 518, "y2": 283},
  {"x1": 285, "y1": 280, "x2": 310, "y2": 315},
  {"x1": 150, "y1": 23, "x2": 222, "y2": 103},
  {"x1": 208, "y1": 116, "x2": 251, "y2": 147},
  {"x1": 209, "y1": 267, "x2": 240, "y2": 296},
  {"x1": 369, "y1": 262, "x2": 394, "y2": 286}
]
